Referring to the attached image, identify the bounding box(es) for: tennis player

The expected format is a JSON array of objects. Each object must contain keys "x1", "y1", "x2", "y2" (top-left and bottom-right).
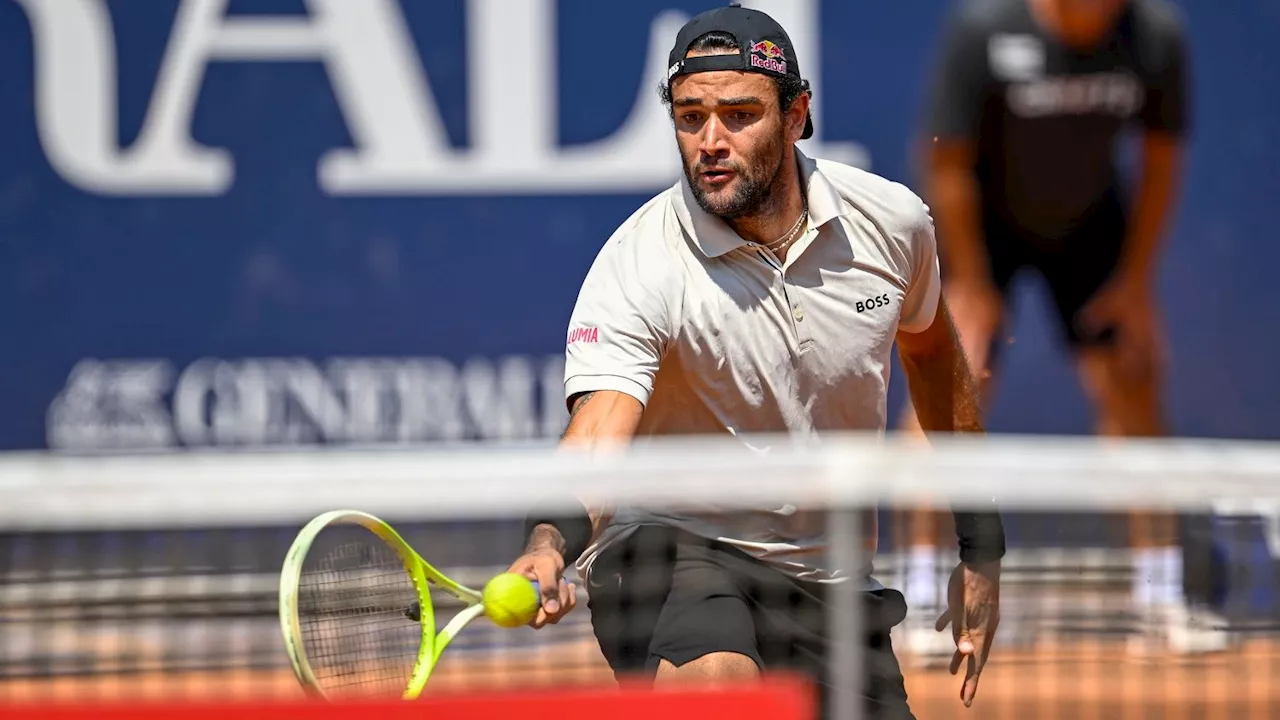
[
  {"x1": 507, "y1": 5, "x2": 1005, "y2": 718},
  {"x1": 897, "y1": 0, "x2": 1219, "y2": 657}
]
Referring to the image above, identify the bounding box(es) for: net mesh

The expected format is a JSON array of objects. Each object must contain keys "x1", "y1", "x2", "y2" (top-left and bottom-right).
[
  {"x1": 295, "y1": 529, "x2": 421, "y2": 697},
  {"x1": 0, "y1": 434, "x2": 1278, "y2": 719}
]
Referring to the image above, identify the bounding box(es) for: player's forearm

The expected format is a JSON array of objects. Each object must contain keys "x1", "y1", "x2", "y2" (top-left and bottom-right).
[
  {"x1": 898, "y1": 306, "x2": 984, "y2": 435},
  {"x1": 522, "y1": 390, "x2": 644, "y2": 562},
  {"x1": 902, "y1": 344, "x2": 1004, "y2": 562},
  {"x1": 926, "y1": 145, "x2": 988, "y2": 282},
  {"x1": 898, "y1": 304, "x2": 1005, "y2": 563},
  {"x1": 902, "y1": 340, "x2": 1006, "y2": 563},
  {"x1": 1120, "y1": 134, "x2": 1182, "y2": 283},
  {"x1": 560, "y1": 390, "x2": 643, "y2": 542}
]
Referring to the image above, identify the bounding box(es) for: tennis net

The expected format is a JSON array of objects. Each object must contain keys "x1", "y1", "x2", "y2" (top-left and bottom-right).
[{"x1": 1, "y1": 433, "x2": 1279, "y2": 718}]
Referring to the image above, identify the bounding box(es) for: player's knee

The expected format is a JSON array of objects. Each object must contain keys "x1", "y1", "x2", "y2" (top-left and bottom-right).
[
  {"x1": 654, "y1": 652, "x2": 760, "y2": 684},
  {"x1": 1083, "y1": 348, "x2": 1157, "y2": 390},
  {"x1": 1077, "y1": 349, "x2": 1163, "y2": 436}
]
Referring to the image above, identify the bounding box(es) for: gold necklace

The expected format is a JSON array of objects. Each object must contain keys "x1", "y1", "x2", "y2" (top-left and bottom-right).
[{"x1": 761, "y1": 204, "x2": 809, "y2": 255}]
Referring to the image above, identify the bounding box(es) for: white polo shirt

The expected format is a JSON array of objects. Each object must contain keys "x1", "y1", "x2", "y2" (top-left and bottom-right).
[{"x1": 564, "y1": 150, "x2": 941, "y2": 586}]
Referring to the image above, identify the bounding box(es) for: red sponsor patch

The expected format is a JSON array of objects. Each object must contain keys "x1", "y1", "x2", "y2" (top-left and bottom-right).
[
  {"x1": 749, "y1": 54, "x2": 786, "y2": 74},
  {"x1": 567, "y1": 326, "x2": 600, "y2": 344},
  {"x1": 748, "y1": 39, "x2": 787, "y2": 74}
]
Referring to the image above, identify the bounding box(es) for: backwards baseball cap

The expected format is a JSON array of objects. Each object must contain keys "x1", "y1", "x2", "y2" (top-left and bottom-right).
[{"x1": 666, "y1": 3, "x2": 813, "y2": 140}]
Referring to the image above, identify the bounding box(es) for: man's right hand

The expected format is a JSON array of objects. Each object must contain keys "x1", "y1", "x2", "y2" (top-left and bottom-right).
[{"x1": 506, "y1": 547, "x2": 577, "y2": 628}]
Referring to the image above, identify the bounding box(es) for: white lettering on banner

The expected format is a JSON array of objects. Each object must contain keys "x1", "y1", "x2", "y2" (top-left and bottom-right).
[
  {"x1": 47, "y1": 360, "x2": 176, "y2": 448},
  {"x1": 18, "y1": 0, "x2": 444, "y2": 195},
  {"x1": 18, "y1": 0, "x2": 869, "y2": 196},
  {"x1": 47, "y1": 355, "x2": 568, "y2": 449},
  {"x1": 393, "y1": 358, "x2": 468, "y2": 443}
]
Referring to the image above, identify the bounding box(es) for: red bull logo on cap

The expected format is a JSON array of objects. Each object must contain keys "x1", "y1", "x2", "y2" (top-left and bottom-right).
[{"x1": 748, "y1": 40, "x2": 787, "y2": 74}]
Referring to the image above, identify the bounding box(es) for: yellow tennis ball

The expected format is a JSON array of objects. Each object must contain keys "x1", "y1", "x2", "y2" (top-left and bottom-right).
[{"x1": 482, "y1": 573, "x2": 540, "y2": 628}]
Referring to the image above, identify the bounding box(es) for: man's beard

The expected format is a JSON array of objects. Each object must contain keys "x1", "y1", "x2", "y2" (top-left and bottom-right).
[{"x1": 684, "y1": 134, "x2": 787, "y2": 220}]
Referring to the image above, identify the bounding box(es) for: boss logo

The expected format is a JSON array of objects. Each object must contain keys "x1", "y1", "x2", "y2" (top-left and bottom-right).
[{"x1": 855, "y1": 294, "x2": 891, "y2": 313}]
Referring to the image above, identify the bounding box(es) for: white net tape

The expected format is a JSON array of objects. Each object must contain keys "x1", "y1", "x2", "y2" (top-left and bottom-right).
[
  {"x1": 1, "y1": 433, "x2": 1279, "y2": 716},
  {"x1": 2, "y1": 433, "x2": 1278, "y2": 529}
]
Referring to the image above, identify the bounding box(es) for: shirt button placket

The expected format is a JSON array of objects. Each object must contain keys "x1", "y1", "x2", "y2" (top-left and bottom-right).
[{"x1": 786, "y1": 275, "x2": 814, "y2": 354}]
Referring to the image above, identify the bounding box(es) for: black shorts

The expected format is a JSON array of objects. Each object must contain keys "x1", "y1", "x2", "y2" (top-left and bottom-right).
[
  {"x1": 981, "y1": 194, "x2": 1128, "y2": 357},
  {"x1": 584, "y1": 525, "x2": 915, "y2": 720}
]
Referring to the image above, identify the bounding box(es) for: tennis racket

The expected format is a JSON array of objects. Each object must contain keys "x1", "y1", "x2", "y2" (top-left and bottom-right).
[{"x1": 278, "y1": 509, "x2": 537, "y2": 700}]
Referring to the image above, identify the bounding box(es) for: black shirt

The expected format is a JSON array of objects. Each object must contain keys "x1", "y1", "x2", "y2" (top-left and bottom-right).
[{"x1": 924, "y1": 0, "x2": 1189, "y2": 239}]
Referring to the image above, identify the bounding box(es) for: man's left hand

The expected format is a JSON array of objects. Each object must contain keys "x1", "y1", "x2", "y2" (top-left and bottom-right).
[{"x1": 935, "y1": 560, "x2": 1001, "y2": 708}]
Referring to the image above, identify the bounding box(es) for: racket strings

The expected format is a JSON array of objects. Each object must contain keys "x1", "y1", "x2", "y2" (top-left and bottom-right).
[{"x1": 296, "y1": 534, "x2": 424, "y2": 696}]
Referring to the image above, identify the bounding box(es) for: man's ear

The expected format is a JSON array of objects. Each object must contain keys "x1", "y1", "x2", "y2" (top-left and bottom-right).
[{"x1": 787, "y1": 90, "x2": 811, "y2": 142}]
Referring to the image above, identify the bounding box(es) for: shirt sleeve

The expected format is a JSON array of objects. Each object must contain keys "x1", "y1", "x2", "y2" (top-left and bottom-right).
[
  {"x1": 563, "y1": 232, "x2": 677, "y2": 409},
  {"x1": 1138, "y1": 10, "x2": 1190, "y2": 136},
  {"x1": 923, "y1": 7, "x2": 991, "y2": 142},
  {"x1": 898, "y1": 195, "x2": 943, "y2": 334}
]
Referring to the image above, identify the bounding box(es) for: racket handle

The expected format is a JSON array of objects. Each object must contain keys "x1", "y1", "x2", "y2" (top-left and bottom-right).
[{"x1": 531, "y1": 580, "x2": 540, "y2": 600}]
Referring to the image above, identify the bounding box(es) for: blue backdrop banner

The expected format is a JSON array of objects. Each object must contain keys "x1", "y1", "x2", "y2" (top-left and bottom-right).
[{"x1": 0, "y1": 0, "x2": 1275, "y2": 451}]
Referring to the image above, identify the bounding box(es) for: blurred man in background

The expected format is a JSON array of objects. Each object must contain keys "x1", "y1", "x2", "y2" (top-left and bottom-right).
[{"x1": 899, "y1": 0, "x2": 1218, "y2": 656}]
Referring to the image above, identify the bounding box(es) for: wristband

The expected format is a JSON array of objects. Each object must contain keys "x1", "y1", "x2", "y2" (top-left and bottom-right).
[
  {"x1": 522, "y1": 503, "x2": 592, "y2": 564},
  {"x1": 953, "y1": 508, "x2": 1006, "y2": 564}
]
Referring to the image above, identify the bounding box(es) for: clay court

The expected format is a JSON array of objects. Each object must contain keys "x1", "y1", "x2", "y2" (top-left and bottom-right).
[
  {"x1": 4, "y1": 633, "x2": 1279, "y2": 719},
  {"x1": 4, "y1": 540, "x2": 1280, "y2": 719}
]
